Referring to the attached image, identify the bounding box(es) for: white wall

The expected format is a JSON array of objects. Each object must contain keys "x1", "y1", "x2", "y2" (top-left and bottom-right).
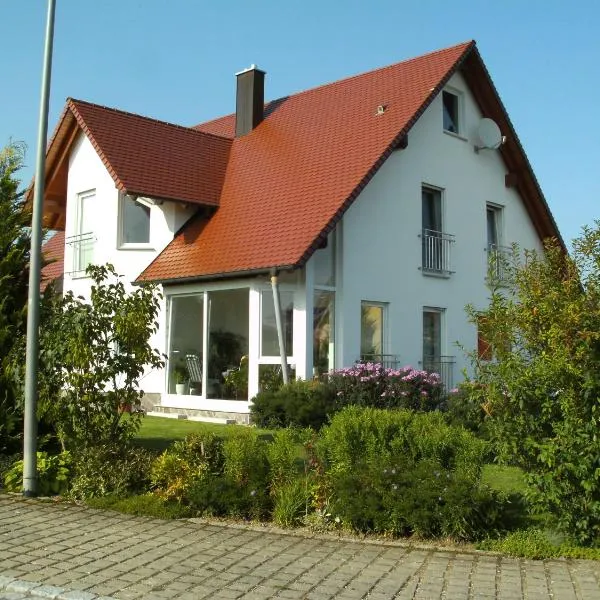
[
  {"x1": 336, "y1": 71, "x2": 544, "y2": 383},
  {"x1": 62, "y1": 133, "x2": 196, "y2": 394}
]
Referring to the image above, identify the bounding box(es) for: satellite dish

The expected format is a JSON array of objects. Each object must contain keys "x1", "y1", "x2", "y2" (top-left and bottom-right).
[{"x1": 475, "y1": 118, "x2": 503, "y2": 151}]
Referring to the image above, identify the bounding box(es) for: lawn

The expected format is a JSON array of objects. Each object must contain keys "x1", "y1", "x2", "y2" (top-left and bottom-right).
[
  {"x1": 134, "y1": 415, "x2": 274, "y2": 452},
  {"x1": 481, "y1": 464, "x2": 528, "y2": 495}
]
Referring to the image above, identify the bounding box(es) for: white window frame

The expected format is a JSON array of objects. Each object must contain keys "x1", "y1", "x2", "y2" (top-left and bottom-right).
[
  {"x1": 442, "y1": 88, "x2": 464, "y2": 138},
  {"x1": 69, "y1": 189, "x2": 96, "y2": 278},
  {"x1": 486, "y1": 203, "x2": 504, "y2": 248},
  {"x1": 259, "y1": 288, "x2": 295, "y2": 362},
  {"x1": 117, "y1": 192, "x2": 153, "y2": 250},
  {"x1": 422, "y1": 306, "x2": 446, "y2": 360}
]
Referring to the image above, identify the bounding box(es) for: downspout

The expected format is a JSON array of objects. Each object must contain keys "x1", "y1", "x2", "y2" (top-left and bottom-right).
[{"x1": 270, "y1": 270, "x2": 290, "y2": 384}]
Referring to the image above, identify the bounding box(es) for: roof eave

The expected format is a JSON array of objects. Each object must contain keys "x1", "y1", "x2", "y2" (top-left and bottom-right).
[{"x1": 133, "y1": 264, "x2": 297, "y2": 286}]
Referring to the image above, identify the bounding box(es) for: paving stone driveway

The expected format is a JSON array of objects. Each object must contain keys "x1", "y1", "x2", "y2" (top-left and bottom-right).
[{"x1": 1, "y1": 495, "x2": 600, "y2": 600}]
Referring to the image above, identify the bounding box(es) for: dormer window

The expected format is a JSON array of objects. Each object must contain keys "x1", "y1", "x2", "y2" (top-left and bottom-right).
[
  {"x1": 442, "y1": 90, "x2": 460, "y2": 134},
  {"x1": 119, "y1": 193, "x2": 151, "y2": 248}
]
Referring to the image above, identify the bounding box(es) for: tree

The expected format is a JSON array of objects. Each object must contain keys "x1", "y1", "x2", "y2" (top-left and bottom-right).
[
  {"x1": 465, "y1": 225, "x2": 600, "y2": 545},
  {"x1": 0, "y1": 143, "x2": 32, "y2": 453},
  {"x1": 38, "y1": 264, "x2": 164, "y2": 453}
]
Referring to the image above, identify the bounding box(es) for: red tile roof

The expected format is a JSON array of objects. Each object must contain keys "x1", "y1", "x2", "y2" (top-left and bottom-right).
[
  {"x1": 41, "y1": 231, "x2": 64, "y2": 291},
  {"x1": 138, "y1": 41, "x2": 477, "y2": 282},
  {"x1": 68, "y1": 99, "x2": 232, "y2": 206}
]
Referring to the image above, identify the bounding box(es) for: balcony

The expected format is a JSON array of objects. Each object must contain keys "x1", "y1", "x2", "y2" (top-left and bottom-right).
[
  {"x1": 422, "y1": 355, "x2": 455, "y2": 390},
  {"x1": 421, "y1": 229, "x2": 454, "y2": 276},
  {"x1": 66, "y1": 231, "x2": 95, "y2": 276},
  {"x1": 359, "y1": 354, "x2": 401, "y2": 369},
  {"x1": 487, "y1": 244, "x2": 511, "y2": 285}
]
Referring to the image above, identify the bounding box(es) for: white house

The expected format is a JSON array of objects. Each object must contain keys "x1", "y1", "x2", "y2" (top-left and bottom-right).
[{"x1": 38, "y1": 41, "x2": 563, "y2": 423}]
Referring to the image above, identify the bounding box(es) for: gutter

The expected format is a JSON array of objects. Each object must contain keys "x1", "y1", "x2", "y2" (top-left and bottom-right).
[{"x1": 270, "y1": 269, "x2": 290, "y2": 385}]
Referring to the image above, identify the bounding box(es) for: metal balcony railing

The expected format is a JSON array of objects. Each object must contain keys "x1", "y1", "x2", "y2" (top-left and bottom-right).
[
  {"x1": 359, "y1": 354, "x2": 401, "y2": 369},
  {"x1": 421, "y1": 229, "x2": 455, "y2": 275},
  {"x1": 422, "y1": 355, "x2": 455, "y2": 390},
  {"x1": 66, "y1": 231, "x2": 95, "y2": 276},
  {"x1": 487, "y1": 244, "x2": 511, "y2": 284}
]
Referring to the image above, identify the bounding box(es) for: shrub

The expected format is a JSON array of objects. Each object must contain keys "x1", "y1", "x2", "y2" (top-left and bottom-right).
[
  {"x1": 35, "y1": 264, "x2": 164, "y2": 453},
  {"x1": 186, "y1": 430, "x2": 272, "y2": 520},
  {"x1": 316, "y1": 407, "x2": 514, "y2": 540},
  {"x1": 273, "y1": 476, "x2": 313, "y2": 527},
  {"x1": 151, "y1": 432, "x2": 223, "y2": 503},
  {"x1": 465, "y1": 225, "x2": 600, "y2": 545},
  {"x1": 266, "y1": 428, "x2": 303, "y2": 493},
  {"x1": 328, "y1": 363, "x2": 444, "y2": 411},
  {"x1": 4, "y1": 451, "x2": 71, "y2": 496},
  {"x1": 68, "y1": 446, "x2": 153, "y2": 500},
  {"x1": 443, "y1": 384, "x2": 489, "y2": 437},
  {"x1": 251, "y1": 380, "x2": 337, "y2": 429}
]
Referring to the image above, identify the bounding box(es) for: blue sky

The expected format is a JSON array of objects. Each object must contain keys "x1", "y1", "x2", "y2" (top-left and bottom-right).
[{"x1": 1, "y1": 0, "x2": 598, "y2": 246}]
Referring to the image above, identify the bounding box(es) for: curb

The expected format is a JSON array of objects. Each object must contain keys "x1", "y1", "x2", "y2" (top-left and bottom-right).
[{"x1": 0, "y1": 576, "x2": 116, "y2": 600}]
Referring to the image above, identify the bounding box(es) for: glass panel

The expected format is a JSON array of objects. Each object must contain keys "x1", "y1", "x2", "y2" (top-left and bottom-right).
[
  {"x1": 168, "y1": 295, "x2": 204, "y2": 395},
  {"x1": 487, "y1": 208, "x2": 498, "y2": 247},
  {"x1": 207, "y1": 289, "x2": 249, "y2": 400},
  {"x1": 423, "y1": 310, "x2": 441, "y2": 361},
  {"x1": 422, "y1": 188, "x2": 442, "y2": 232},
  {"x1": 313, "y1": 291, "x2": 335, "y2": 376},
  {"x1": 443, "y1": 91, "x2": 458, "y2": 133},
  {"x1": 261, "y1": 291, "x2": 294, "y2": 357},
  {"x1": 361, "y1": 303, "x2": 383, "y2": 357},
  {"x1": 122, "y1": 196, "x2": 150, "y2": 244},
  {"x1": 313, "y1": 231, "x2": 336, "y2": 287},
  {"x1": 76, "y1": 192, "x2": 95, "y2": 271}
]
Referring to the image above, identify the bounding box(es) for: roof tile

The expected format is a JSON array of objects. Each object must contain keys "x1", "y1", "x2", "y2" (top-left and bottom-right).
[{"x1": 138, "y1": 41, "x2": 473, "y2": 282}]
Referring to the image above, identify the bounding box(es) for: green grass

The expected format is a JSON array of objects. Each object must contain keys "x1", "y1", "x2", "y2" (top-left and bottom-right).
[
  {"x1": 87, "y1": 493, "x2": 193, "y2": 519},
  {"x1": 134, "y1": 416, "x2": 274, "y2": 452},
  {"x1": 481, "y1": 464, "x2": 528, "y2": 495}
]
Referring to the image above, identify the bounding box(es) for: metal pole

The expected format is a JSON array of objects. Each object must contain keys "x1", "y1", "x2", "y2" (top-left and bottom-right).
[
  {"x1": 270, "y1": 272, "x2": 289, "y2": 385},
  {"x1": 23, "y1": 0, "x2": 57, "y2": 497}
]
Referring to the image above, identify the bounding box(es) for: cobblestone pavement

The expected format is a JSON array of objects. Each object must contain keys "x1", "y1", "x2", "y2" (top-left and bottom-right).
[{"x1": 1, "y1": 495, "x2": 600, "y2": 600}]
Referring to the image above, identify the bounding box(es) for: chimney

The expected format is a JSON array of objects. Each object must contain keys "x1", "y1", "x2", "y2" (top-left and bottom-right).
[{"x1": 235, "y1": 65, "x2": 265, "y2": 137}]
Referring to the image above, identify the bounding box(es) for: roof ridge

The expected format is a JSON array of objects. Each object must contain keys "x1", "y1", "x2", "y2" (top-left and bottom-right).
[
  {"x1": 194, "y1": 41, "x2": 474, "y2": 130},
  {"x1": 67, "y1": 98, "x2": 232, "y2": 143}
]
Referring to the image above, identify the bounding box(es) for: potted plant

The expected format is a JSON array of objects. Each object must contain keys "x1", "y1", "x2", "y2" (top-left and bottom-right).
[{"x1": 173, "y1": 365, "x2": 188, "y2": 395}]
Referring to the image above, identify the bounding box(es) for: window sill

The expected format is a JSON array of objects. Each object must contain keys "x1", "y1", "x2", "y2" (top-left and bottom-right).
[
  {"x1": 420, "y1": 268, "x2": 453, "y2": 279},
  {"x1": 118, "y1": 243, "x2": 155, "y2": 251},
  {"x1": 443, "y1": 130, "x2": 468, "y2": 142}
]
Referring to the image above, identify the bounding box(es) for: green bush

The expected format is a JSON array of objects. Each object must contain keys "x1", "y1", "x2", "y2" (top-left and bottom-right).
[
  {"x1": 68, "y1": 446, "x2": 153, "y2": 500},
  {"x1": 266, "y1": 428, "x2": 303, "y2": 493},
  {"x1": 87, "y1": 493, "x2": 193, "y2": 519},
  {"x1": 444, "y1": 384, "x2": 489, "y2": 437},
  {"x1": 316, "y1": 407, "x2": 517, "y2": 540},
  {"x1": 318, "y1": 407, "x2": 486, "y2": 478},
  {"x1": 4, "y1": 451, "x2": 71, "y2": 496},
  {"x1": 465, "y1": 226, "x2": 600, "y2": 545},
  {"x1": 251, "y1": 380, "x2": 337, "y2": 429},
  {"x1": 273, "y1": 476, "x2": 313, "y2": 527},
  {"x1": 151, "y1": 432, "x2": 223, "y2": 502}
]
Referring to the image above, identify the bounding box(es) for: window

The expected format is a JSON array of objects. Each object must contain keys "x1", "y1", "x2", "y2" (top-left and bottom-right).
[
  {"x1": 423, "y1": 309, "x2": 442, "y2": 365},
  {"x1": 313, "y1": 230, "x2": 336, "y2": 287},
  {"x1": 422, "y1": 307, "x2": 454, "y2": 388},
  {"x1": 422, "y1": 186, "x2": 453, "y2": 274},
  {"x1": 361, "y1": 302, "x2": 386, "y2": 360},
  {"x1": 487, "y1": 205, "x2": 502, "y2": 249},
  {"x1": 442, "y1": 91, "x2": 460, "y2": 134},
  {"x1": 261, "y1": 290, "x2": 293, "y2": 357},
  {"x1": 68, "y1": 190, "x2": 96, "y2": 275},
  {"x1": 313, "y1": 290, "x2": 334, "y2": 375},
  {"x1": 119, "y1": 194, "x2": 150, "y2": 246}
]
